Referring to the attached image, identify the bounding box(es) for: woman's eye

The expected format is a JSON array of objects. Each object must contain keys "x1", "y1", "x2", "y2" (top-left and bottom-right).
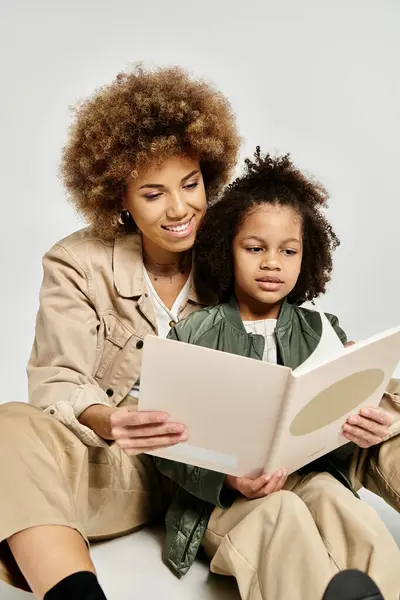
[
  {"x1": 144, "y1": 193, "x2": 162, "y2": 200},
  {"x1": 184, "y1": 181, "x2": 199, "y2": 190}
]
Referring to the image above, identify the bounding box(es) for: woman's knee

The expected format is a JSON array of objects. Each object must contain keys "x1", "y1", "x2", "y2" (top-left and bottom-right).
[
  {"x1": 0, "y1": 402, "x2": 41, "y2": 442},
  {"x1": 0, "y1": 400, "x2": 37, "y2": 416},
  {"x1": 0, "y1": 401, "x2": 84, "y2": 462}
]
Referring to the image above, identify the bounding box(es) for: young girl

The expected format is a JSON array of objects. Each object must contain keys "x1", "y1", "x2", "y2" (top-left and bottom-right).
[{"x1": 154, "y1": 149, "x2": 400, "y2": 600}]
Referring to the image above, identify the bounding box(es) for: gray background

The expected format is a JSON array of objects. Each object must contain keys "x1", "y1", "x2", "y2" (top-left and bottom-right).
[{"x1": 0, "y1": 3, "x2": 399, "y2": 597}]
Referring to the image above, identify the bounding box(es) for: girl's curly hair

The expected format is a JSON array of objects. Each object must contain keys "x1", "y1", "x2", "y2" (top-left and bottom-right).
[
  {"x1": 194, "y1": 148, "x2": 340, "y2": 305},
  {"x1": 61, "y1": 64, "x2": 240, "y2": 239}
]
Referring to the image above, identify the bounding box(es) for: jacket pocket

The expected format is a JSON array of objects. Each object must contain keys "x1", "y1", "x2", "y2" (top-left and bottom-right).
[{"x1": 95, "y1": 314, "x2": 133, "y2": 379}]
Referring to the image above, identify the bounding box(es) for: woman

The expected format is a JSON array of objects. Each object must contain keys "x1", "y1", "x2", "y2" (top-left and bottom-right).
[
  {"x1": 0, "y1": 64, "x2": 398, "y2": 600},
  {"x1": 0, "y1": 65, "x2": 240, "y2": 600}
]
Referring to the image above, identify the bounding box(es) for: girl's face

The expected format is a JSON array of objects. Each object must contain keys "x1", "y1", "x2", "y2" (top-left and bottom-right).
[
  {"x1": 124, "y1": 155, "x2": 207, "y2": 255},
  {"x1": 232, "y1": 204, "x2": 303, "y2": 320}
]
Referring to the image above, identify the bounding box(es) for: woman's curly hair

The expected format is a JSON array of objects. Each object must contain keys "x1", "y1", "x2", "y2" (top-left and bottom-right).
[
  {"x1": 61, "y1": 64, "x2": 240, "y2": 239},
  {"x1": 194, "y1": 148, "x2": 340, "y2": 305}
]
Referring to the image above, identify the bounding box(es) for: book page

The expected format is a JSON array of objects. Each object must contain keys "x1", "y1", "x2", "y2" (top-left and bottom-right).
[
  {"x1": 265, "y1": 326, "x2": 400, "y2": 475},
  {"x1": 139, "y1": 336, "x2": 291, "y2": 477}
]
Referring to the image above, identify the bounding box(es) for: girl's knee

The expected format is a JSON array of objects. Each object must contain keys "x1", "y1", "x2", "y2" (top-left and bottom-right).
[{"x1": 260, "y1": 490, "x2": 309, "y2": 521}]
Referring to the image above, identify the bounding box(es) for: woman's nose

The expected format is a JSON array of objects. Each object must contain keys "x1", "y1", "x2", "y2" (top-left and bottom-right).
[{"x1": 167, "y1": 193, "x2": 188, "y2": 219}]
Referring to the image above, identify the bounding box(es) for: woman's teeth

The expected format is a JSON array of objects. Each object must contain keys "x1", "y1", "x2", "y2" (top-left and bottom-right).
[{"x1": 165, "y1": 220, "x2": 191, "y2": 232}]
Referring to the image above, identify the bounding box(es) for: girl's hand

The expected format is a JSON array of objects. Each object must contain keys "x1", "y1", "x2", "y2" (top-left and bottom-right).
[
  {"x1": 343, "y1": 407, "x2": 393, "y2": 448},
  {"x1": 344, "y1": 341, "x2": 356, "y2": 348},
  {"x1": 225, "y1": 469, "x2": 288, "y2": 499},
  {"x1": 110, "y1": 405, "x2": 188, "y2": 455}
]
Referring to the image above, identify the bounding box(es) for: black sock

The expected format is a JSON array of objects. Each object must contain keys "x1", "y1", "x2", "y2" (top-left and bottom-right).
[
  {"x1": 322, "y1": 570, "x2": 384, "y2": 600},
  {"x1": 44, "y1": 571, "x2": 107, "y2": 600}
]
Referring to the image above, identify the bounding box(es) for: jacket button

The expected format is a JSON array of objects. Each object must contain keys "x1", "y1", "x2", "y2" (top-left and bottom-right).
[
  {"x1": 169, "y1": 320, "x2": 176, "y2": 328},
  {"x1": 106, "y1": 389, "x2": 114, "y2": 397},
  {"x1": 136, "y1": 340, "x2": 144, "y2": 349},
  {"x1": 49, "y1": 409, "x2": 55, "y2": 415}
]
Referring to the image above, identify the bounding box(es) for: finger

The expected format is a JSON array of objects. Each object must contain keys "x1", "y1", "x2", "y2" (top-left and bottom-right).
[
  {"x1": 273, "y1": 473, "x2": 288, "y2": 492},
  {"x1": 237, "y1": 474, "x2": 269, "y2": 498},
  {"x1": 110, "y1": 409, "x2": 170, "y2": 428},
  {"x1": 342, "y1": 427, "x2": 380, "y2": 448},
  {"x1": 346, "y1": 415, "x2": 389, "y2": 438},
  {"x1": 249, "y1": 474, "x2": 271, "y2": 494},
  {"x1": 116, "y1": 432, "x2": 188, "y2": 452},
  {"x1": 343, "y1": 422, "x2": 383, "y2": 443},
  {"x1": 249, "y1": 470, "x2": 285, "y2": 498},
  {"x1": 342, "y1": 431, "x2": 373, "y2": 449},
  {"x1": 262, "y1": 470, "x2": 288, "y2": 495},
  {"x1": 359, "y1": 407, "x2": 394, "y2": 427},
  {"x1": 110, "y1": 409, "x2": 170, "y2": 427},
  {"x1": 111, "y1": 422, "x2": 186, "y2": 440},
  {"x1": 124, "y1": 439, "x2": 184, "y2": 456}
]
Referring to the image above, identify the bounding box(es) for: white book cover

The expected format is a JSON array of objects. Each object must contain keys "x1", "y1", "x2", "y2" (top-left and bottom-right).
[{"x1": 138, "y1": 308, "x2": 400, "y2": 477}]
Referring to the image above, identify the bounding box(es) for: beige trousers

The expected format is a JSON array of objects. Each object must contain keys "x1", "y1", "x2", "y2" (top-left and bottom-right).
[
  {"x1": 204, "y1": 473, "x2": 400, "y2": 600},
  {"x1": 0, "y1": 401, "x2": 399, "y2": 599}
]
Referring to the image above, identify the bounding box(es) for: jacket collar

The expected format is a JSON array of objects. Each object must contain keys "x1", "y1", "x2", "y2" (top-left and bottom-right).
[
  {"x1": 222, "y1": 295, "x2": 294, "y2": 331},
  {"x1": 113, "y1": 233, "x2": 144, "y2": 298},
  {"x1": 112, "y1": 232, "x2": 207, "y2": 305}
]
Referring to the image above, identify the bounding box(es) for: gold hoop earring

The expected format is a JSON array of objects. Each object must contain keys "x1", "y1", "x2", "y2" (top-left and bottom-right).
[{"x1": 118, "y1": 210, "x2": 131, "y2": 225}]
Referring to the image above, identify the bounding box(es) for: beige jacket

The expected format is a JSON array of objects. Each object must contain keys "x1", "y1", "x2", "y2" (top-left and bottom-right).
[{"x1": 27, "y1": 229, "x2": 206, "y2": 447}]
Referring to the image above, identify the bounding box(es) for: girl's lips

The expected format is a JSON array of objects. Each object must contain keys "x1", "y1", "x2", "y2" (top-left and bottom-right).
[
  {"x1": 257, "y1": 276, "x2": 283, "y2": 283},
  {"x1": 162, "y1": 216, "x2": 195, "y2": 238},
  {"x1": 256, "y1": 280, "x2": 284, "y2": 292}
]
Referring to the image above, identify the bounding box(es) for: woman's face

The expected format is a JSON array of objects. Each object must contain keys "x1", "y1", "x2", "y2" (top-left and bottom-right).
[{"x1": 124, "y1": 156, "x2": 207, "y2": 254}]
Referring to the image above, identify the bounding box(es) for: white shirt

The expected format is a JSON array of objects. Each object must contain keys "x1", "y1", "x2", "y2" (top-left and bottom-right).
[
  {"x1": 243, "y1": 319, "x2": 278, "y2": 363},
  {"x1": 128, "y1": 268, "x2": 192, "y2": 398}
]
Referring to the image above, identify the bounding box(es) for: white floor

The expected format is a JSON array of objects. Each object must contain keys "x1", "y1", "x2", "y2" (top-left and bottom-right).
[{"x1": 1, "y1": 489, "x2": 399, "y2": 599}]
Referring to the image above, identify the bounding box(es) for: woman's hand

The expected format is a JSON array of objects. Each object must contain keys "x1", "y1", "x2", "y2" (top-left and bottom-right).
[
  {"x1": 79, "y1": 404, "x2": 188, "y2": 454},
  {"x1": 342, "y1": 341, "x2": 394, "y2": 448},
  {"x1": 343, "y1": 407, "x2": 393, "y2": 448},
  {"x1": 110, "y1": 405, "x2": 188, "y2": 455},
  {"x1": 78, "y1": 404, "x2": 118, "y2": 440},
  {"x1": 225, "y1": 469, "x2": 288, "y2": 500}
]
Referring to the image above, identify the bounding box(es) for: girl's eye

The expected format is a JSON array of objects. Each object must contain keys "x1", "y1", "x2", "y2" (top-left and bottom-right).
[
  {"x1": 184, "y1": 181, "x2": 199, "y2": 190},
  {"x1": 247, "y1": 247, "x2": 263, "y2": 253},
  {"x1": 282, "y1": 249, "x2": 297, "y2": 256}
]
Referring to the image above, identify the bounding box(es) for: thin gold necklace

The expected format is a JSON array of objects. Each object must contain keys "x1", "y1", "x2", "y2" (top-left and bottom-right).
[{"x1": 143, "y1": 253, "x2": 186, "y2": 283}]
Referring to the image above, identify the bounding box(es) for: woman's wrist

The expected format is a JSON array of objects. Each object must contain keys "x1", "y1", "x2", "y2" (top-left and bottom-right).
[{"x1": 78, "y1": 404, "x2": 118, "y2": 440}]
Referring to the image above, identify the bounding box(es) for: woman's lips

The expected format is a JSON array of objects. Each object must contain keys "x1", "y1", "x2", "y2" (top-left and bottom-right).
[{"x1": 162, "y1": 216, "x2": 195, "y2": 238}]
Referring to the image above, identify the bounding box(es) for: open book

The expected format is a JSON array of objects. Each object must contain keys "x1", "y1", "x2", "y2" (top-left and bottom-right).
[{"x1": 138, "y1": 308, "x2": 400, "y2": 477}]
